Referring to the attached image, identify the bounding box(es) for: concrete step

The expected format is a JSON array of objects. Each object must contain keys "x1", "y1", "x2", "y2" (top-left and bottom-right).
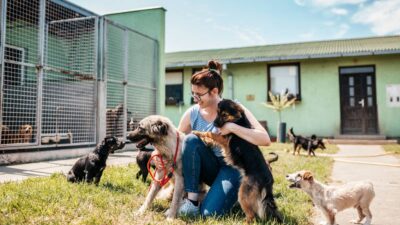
[
  {"x1": 334, "y1": 135, "x2": 387, "y2": 140},
  {"x1": 326, "y1": 138, "x2": 398, "y2": 145}
]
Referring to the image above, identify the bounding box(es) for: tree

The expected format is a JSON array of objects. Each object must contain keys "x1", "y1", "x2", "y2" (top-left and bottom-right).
[{"x1": 262, "y1": 90, "x2": 296, "y2": 142}]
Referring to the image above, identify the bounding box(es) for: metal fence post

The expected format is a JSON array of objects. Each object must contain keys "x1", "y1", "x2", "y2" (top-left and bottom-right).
[
  {"x1": 97, "y1": 18, "x2": 107, "y2": 143},
  {"x1": 35, "y1": 0, "x2": 46, "y2": 146},
  {"x1": 0, "y1": 0, "x2": 7, "y2": 145},
  {"x1": 123, "y1": 29, "x2": 128, "y2": 141}
]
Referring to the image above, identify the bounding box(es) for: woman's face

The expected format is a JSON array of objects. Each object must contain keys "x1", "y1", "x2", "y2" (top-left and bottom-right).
[{"x1": 191, "y1": 85, "x2": 217, "y2": 108}]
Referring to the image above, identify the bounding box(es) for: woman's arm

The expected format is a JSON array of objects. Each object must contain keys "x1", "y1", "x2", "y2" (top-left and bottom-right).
[
  {"x1": 218, "y1": 105, "x2": 271, "y2": 146},
  {"x1": 177, "y1": 108, "x2": 192, "y2": 135}
]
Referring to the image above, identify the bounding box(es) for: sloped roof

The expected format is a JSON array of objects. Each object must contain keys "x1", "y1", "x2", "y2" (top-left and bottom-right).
[{"x1": 165, "y1": 35, "x2": 400, "y2": 68}]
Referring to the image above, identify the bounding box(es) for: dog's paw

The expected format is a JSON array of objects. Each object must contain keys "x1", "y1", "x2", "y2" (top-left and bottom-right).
[
  {"x1": 319, "y1": 221, "x2": 328, "y2": 225},
  {"x1": 350, "y1": 219, "x2": 361, "y2": 224},
  {"x1": 164, "y1": 208, "x2": 170, "y2": 217},
  {"x1": 135, "y1": 207, "x2": 146, "y2": 216},
  {"x1": 164, "y1": 208, "x2": 177, "y2": 219},
  {"x1": 191, "y1": 131, "x2": 203, "y2": 137}
]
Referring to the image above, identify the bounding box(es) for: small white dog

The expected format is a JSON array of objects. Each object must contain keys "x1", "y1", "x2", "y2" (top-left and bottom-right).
[{"x1": 286, "y1": 170, "x2": 375, "y2": 225}]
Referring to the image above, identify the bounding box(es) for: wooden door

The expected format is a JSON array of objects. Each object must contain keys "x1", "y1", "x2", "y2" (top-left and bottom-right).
[{"x1": 339, "y1": 66, "x2": 378, "y2": 134}]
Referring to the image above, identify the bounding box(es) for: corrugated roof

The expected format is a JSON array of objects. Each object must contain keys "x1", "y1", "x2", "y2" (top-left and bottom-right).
[{"x1": 165, "y1": 35, "x2": 400, "y2": 68}]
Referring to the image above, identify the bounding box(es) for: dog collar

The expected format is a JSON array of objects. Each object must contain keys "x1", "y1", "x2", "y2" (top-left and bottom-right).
[{"x1": 147, "y1": 131, "x2": 180, "y2": 187}]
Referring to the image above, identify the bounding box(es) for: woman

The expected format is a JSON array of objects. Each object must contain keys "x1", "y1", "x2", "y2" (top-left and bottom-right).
[{"x1": 177, "y1": 60, "x2": 271, "y2": 217}]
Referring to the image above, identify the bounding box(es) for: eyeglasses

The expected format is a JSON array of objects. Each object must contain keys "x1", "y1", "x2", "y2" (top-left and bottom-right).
[{"x1": 190, "y1": 90, "x2": 209, "y2": 101}]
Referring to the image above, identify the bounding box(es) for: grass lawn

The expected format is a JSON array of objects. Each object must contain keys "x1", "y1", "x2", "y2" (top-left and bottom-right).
[
  {"x1": 0, "y1": 143, "x2": 335, "y2": 225},
  {"x1": 381, "y1": 144, "x2": 400, "y2": 156}
]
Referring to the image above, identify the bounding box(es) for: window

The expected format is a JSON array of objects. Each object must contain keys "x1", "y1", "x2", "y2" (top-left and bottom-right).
[
  {"x1": 190, "y1": 68, "x2": 202, "y2": 104},
  {"x1": 165, "y1": 70, "x2": 183, "y2": 105},
  {"x1": 4, "y1": 45, "x2": 25, "y2": 86},
  {"x1": 267, "y1": 63, "x2": 301, "y2": 101}
]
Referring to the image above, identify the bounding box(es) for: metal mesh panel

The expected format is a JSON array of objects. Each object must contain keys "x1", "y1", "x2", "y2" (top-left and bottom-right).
[
  {"x1": 1, "y1": 0, "x2": 39, "y2": 145},
  {"x1": 6, "y1": 0, "x2": 40, "y2": 65},
  {"x1": 126, "y1": 31, "x2": 157, "y2": 128},
  {"x1": 104, "y1": 21, "x2": 158, "y2": 137},
  {"x1": 41, "y1": 3, "x2": 96, "y2": 145},
  {"x1": 127, "y1": 85, "x2": 156, "y2": 122},
  {"x1": 105, "y1": 22, "x2": 125, "y2": 137}
]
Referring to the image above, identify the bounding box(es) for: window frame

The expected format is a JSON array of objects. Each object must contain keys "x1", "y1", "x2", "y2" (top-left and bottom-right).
[
  {"x1": 190, "y1": 67, "x2": 203, "y2": 104},
  {"x1": 267, "y1": 62, "x2": 301, "y2": 101},
  {"x1": 165, "y1": 69, "x2": 184, "y2": 106},
  {"x1": 4, "y1": 44, "x2": 26, "y2": 86}
]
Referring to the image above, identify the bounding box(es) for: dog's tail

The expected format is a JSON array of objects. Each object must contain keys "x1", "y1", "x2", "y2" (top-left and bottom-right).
[
  {"x1": 288, "y1": 127, "x2": 296, "y2": 138},
  {"x1": 267, "y1": 152, "x2": 279, "y2": 164},
  {"x1": 261, "y1": 189, "x2": 283, "y2": 223}
]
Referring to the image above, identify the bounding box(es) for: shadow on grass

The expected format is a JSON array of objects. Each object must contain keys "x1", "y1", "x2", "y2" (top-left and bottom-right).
[{"x1": 101, "y1": 181, "x2": 133, "y2": 193}]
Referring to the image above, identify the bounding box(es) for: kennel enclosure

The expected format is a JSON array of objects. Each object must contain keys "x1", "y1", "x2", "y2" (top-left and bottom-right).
[{"x1": 0, "y1": 0, "x2": 159, "y2": 151}]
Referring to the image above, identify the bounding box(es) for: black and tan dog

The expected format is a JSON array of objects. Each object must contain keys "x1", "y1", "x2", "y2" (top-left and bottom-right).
[
  {"x1": 67, "y1": 136, "x2": 125, "y2": 184},
  {"x1": 288, "y1": 127, "x2": 326, "y2": 156},
  {"x1": 193, "y1": 99, "x2": 282, "y2": 223}
]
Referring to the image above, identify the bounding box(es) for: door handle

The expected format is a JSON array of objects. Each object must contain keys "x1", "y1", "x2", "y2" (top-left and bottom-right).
[{"x1": 358, "y1": 98, "x2": 365, "y2": 108}]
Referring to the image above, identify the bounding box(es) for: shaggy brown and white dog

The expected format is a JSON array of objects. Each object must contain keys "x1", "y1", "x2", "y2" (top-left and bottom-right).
[
  {"x1": 286, "y1": 170, "x2": 375, "y2": 225},
  {"x1": 126, "y1": 115, "x2": 184, "y2": 219}
]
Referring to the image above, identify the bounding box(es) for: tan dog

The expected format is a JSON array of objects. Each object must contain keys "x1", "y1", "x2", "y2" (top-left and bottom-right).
[
  {"x1": 18, "y1": 124, "x2": 33, "y2": 143},
  {"x1": 286, "y1": 170, "x2": 375, "y2": 225},
  {"x1": 126, "y1": 115, "x2": 184, "y2": 220},
  {"x1": 1, "y1": 124, "x2": 32, "y2": 144}
]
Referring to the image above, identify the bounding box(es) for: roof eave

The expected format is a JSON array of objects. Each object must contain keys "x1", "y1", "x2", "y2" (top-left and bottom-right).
[{"x1": 165, "y1": 50, "x2": 400, "y2": 68}]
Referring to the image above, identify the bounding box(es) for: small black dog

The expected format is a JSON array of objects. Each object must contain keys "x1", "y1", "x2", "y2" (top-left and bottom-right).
[
  {"x1": 193, "y1": 99, "x2": 282, "y2": 223},
  {"x1": 67, "y1": 136, "x2": 125, "y2": 184},
  {"x1": 135, "y1": 147, "x2": 154, "y2": 183},
  {"x1": 288, "y1": 127, "x2": 326, "y2": 156}
]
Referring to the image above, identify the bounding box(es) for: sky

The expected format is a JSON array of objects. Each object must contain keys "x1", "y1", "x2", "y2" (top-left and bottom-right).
[{"x1": 68, "y1": 0, "x2": 400, "y2": 53}]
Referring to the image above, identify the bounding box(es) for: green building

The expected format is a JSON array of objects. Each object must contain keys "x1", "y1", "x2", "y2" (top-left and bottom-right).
[{"x1": 165, "y1": 36, "x2": 400, "y2": 139}]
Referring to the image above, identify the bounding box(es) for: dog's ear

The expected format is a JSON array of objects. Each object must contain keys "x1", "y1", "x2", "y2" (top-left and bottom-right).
[
  {"x1": 303, "y1": 171, "x2": 314, "y2": 182},
  {"x1": 151, "y1": 121, "x2": 169, "y2": 136}
]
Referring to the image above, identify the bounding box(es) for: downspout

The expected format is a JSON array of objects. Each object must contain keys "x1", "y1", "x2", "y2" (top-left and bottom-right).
[{"x1": 223, "y1": 64, "x2": 234, "y2": 99}]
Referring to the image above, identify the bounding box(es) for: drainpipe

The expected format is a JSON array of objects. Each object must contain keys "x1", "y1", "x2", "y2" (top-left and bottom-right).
[{"x1": 223, "y1": 64, "x2": 234, "y2": 99}]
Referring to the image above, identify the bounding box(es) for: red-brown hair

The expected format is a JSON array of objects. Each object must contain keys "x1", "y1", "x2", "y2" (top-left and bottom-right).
[{"x1": 191, "y1": 60, "x2": 224, "y2": 95}]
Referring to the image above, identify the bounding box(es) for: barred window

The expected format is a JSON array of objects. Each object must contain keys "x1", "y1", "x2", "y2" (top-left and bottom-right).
[
  {"x1": 4, "y1": 45, "x2": 25, "y2": 86},
  {"x1": 165, "y1": 70, "x2": 183, "y2": 105}
]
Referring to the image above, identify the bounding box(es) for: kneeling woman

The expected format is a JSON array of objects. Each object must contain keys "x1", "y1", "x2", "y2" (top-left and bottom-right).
[{"x1": 177, "y1": 60, "x2": 271, "y2": 216}]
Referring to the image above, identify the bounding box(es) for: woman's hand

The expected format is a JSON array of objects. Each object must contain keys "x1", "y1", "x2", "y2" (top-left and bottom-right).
[{"x1": 218, "y1": 122, "x2": 237, "y2": 135}]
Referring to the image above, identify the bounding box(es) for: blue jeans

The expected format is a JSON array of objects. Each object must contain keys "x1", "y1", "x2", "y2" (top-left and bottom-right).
[{"x1": 182, "y1": 134, "x2": 241, "y2": 217}]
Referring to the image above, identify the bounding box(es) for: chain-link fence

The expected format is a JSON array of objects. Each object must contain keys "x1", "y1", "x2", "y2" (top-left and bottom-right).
[{"x1": 0, "y1": 0, "x2": 158, "y2": 150}]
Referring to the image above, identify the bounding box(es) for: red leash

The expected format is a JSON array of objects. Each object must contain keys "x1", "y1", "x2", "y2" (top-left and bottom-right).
[{"x1": 147, "y1": 131, "x2": 180, "y2": 187}]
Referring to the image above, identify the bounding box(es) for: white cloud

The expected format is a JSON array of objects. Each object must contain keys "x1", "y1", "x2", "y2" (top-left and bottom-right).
[
  {"x1": 335, "y1": 23, "x2": 350, "y2": 38},
  {"x1": 213, "y1": 24, "x2": 267, "y2": 46},
  {"x1": 352, "y1": 0, "x2": 400, "y2": 35},
  {"x1": 294, "y1": 0, "x2": 306, "y2": 6},
  {"x1": 294, "y1": 0, "x2": 366, "y2": 7},
  {"x1": 331, "y1": 7, "x2": 348, "y2": 15}
]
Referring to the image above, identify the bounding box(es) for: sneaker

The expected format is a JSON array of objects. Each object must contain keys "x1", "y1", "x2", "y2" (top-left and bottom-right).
[{"x1": 178, "y1": 198, "x2": 200, "y2": 217}]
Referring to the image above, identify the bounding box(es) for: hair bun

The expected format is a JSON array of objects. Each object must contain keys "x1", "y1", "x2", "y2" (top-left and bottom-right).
[{"x1": 207, "y1": 60, "x2": 222, "y2": 75}]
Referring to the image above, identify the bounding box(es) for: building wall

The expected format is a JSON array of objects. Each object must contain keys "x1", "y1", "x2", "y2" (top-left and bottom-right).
[{"x1": 165, "y1": 54, "x2": 400, "y2": 137}]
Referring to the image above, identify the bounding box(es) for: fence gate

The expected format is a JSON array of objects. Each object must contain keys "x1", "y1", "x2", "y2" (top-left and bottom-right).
[
  {"x1": 42, "y1": 15, "x2": 98, "y2": 146},
  {"x1": 104, "y1": 19, "x2": 158, "y2": 139},
  {"x1": 0, "y1": 0, "x2": 41, "y2": 147}
]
